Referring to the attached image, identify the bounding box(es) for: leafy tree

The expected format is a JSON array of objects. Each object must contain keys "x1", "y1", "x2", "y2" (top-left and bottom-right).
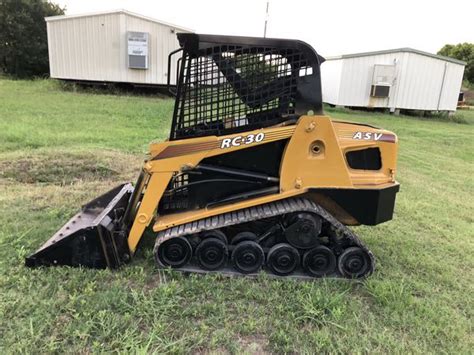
[
  {"x1": 438, "y1": 43, "x2": 474, "y2": 84},
  {"x1": 0, "y1": 0, "x2": 65, "y2": 78},
  {"x1": 234, "y1": 54, "x2": 279, "y2": 86}
]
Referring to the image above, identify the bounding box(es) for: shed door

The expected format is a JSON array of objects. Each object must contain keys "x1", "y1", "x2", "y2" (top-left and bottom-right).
[
  {"x1": 368, "y1": 64, "x2": 396, "y2": 108},
  {"x1": 127, "y1": 32, "x2": 149, "y2": 69}
]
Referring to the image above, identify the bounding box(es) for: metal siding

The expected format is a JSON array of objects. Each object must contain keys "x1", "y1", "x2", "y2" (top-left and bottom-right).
[
  {"x1": 320, "y1": 59, "x2": 342, "y2": 104},
  {"x1": 438, "y1": 63, "x2": 464, "y2": 111},
  {"x1": 394, "y1": 52, "x2": 444, "y2": 110},
  {"x1": 46, "y1": 22, "x2": 54, "y2": 76},
  {"x1": 392, "y1": 53, "x2": 410, "y2": 109},
  {"x1": 119, "y1": 14, "x2": 127, "y2": 82},
  {"x1": 395, "y1": 53, "x2": 464, "y2": 110},
  {"x1": 48, "y1": 14, "x2": 121, "y2": 81},
  {"x1": 46, "y1": 12, "x2": 188, "y2": 85}
]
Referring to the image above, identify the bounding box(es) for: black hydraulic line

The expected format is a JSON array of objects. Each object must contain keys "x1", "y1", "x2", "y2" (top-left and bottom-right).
[
  {"x1": 206, "y1": 186, "x2": 279, "y2": 208},
  {"x1": 164, "y1": 178, "x2": 261, "y2": 196},
  {"x1": 195, "y1": 164, "x2": 279, "y2": 183}
]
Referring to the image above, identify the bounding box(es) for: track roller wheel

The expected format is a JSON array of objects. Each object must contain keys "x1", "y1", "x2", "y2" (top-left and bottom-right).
[
  {"x1": 231, "y1": 241, "x2": 264, "y2": 274},
  {"x1": 266, "y1": 243, "x2": 300, "y2": 276},
  {"x1": 202, "y1": 229, "x2": 228, "y2": 244},
  {"x1": 337, "y1": 247, "x2": 371, "y2": 278},
  {"x1": 156, "y1": 236, "x2": 192, "y2": 268},
  {"x1": 302, "y1": 245, "x2": 336, "y2": 277},
  {"x1": 231, "y1": 231, "x2": 257, "y2": 245},
  {"x1": 195, "y1": 237, "x2": 228, "y2": 271}
]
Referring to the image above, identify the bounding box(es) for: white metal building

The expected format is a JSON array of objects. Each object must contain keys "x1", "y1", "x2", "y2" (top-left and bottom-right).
[
  {"x1": 321, "y1": 48, "x2": 466, "y2": 113},
  {"x1": 45, "y1": 10, "x2": 193, "y2": 86}
]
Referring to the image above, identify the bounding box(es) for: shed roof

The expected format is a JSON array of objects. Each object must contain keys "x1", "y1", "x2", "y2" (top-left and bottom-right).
[
  {"x1": 45, "y1": 9, "x2": 193, "y2": 33},
  {"x1": 326, "y1": 48, "x2": 466, "y2": 65}
]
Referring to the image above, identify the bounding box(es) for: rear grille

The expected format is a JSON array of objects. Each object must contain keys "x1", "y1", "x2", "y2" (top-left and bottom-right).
[{"x1": 346, "y1": 148, "x2": 382, "y2": 170}]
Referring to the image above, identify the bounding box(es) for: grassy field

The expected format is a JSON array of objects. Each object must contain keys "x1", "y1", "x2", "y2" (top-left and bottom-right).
[{"x1": 0, "y1": 79, "x2": 473, "y2": 353}]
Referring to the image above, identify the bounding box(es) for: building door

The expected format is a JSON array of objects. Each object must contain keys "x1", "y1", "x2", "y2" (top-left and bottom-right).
[{"x1": 368, "y1": 64, "x2": 396, "y2": 108}]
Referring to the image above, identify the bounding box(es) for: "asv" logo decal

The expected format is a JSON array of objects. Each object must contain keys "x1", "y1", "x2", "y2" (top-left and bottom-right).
[
  {"x1": 221, "y1": 133, "x2": 265, "y2": 149},
  {"x1": 353, "y1": 132, "x2": 383, "y2": 141}
]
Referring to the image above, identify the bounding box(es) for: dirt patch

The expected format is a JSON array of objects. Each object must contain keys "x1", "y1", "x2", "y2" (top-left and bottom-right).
[
  {"x1": 0, "y1": 152, "x2": 136, "y2": 185},
  {"x1": 191, "y1": 334, "x2": 268, "y2": 354},
  {"x1": 238, "y1": 335, "x2": 269, "y2": 354}
]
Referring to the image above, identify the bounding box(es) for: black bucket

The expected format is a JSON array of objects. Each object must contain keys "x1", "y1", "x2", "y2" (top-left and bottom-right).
[{"x1": 25, "y1": 183, "x2": 134, "y2": 269}]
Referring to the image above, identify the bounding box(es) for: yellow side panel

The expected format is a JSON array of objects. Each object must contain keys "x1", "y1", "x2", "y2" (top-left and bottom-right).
[
  {"x1": 333, "y1": 121, "x2": 398, "y2": 186},
  {"x1": 280, "y1": 116, "x2": 353, "y2": 191}
]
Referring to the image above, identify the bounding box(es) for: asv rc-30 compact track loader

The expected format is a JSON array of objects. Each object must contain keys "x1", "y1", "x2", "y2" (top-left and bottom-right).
[{"x1": 26, "y1": 34, "x2": 399, "y2": 279}]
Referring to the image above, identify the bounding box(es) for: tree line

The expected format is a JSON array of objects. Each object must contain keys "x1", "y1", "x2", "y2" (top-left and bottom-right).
[
  {"x1": 437, "y1": 43, "x2": 474, "y2": 85},
  {"x1": 0, "y1": 0, "x2": 64, "y2": 78}
]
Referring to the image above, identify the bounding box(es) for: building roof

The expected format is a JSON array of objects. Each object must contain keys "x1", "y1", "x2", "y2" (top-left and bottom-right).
[
  {"x1": 326, "y1": 48, "x2": 466, "y2": 65},
  {"x1": 45, "y1": 9, "x2": 193, "y2": 33}
]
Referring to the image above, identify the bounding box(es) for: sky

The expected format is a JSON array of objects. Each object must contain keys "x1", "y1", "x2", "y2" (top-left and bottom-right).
[{"x1": 54, "y1": 0, "x2": 473, "y2": 57}]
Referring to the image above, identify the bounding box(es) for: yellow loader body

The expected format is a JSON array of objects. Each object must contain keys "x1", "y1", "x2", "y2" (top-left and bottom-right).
[{"x1": 26, "y1": 33, "x2": 399, "y2": 279}]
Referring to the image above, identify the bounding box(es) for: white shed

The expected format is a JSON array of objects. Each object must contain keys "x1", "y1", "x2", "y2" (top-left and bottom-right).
[
  {"x1": 45, "y1": 9, "x2": 193, "y2": 86},
  {"x1": 321, "y1": 48, "x2": 466, "y2": 113}
]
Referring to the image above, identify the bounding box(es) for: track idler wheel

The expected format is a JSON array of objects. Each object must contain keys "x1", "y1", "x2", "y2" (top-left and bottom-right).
[
  {"x1": 284, "y1": 213, "x2": 322, "y2": 249},
  {"x1": 266, "y1": 243, "x2": 300, "y2": 276},
  {"x1": 231, "y1": 231, "x2": 258, "y2": 245},
  {"x1": 156, "y1": 236, "x2": 192, "y2": 268},
  {"x1": 195, "y1": 237, "x2": 228, "y2": 271},
  {"x1": 337, "y1": 247, "x2": 371, "y2": 278},
  {"x1": 231, "y1": 241, "x2": 264, "y2": 274},
  {"x1": 202, "y1": 229, "x2": 228, "y2": 244},
  {"x1": 302, "y1": 245, "x2": 336, "y2": 277}
]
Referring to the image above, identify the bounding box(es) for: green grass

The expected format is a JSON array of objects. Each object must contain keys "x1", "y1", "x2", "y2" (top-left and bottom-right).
[{"x1": 1, "y1": 79, "x2": 473, "y2": 353}]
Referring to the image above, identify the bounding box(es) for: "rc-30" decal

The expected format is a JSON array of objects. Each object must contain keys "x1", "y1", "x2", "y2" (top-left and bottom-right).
[{"x1": 221, "y1": 133, "x2": 265, "y2": 148}]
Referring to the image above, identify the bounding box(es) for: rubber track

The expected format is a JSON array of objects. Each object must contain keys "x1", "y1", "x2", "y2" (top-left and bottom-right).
[{"x1": 154, "y1": 197, "x2": 375, "y2": 279}]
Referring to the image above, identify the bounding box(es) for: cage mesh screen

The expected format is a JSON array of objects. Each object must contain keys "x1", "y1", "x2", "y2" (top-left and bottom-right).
[{"x1": 171, "y1": 45, "x2": 313, "y2": 139}]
